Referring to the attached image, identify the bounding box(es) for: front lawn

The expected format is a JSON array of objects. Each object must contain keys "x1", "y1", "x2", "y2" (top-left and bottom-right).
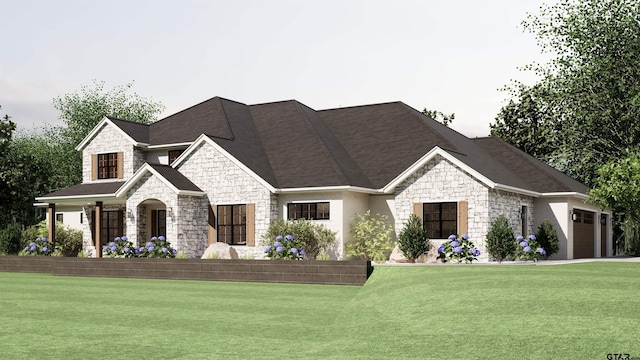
[{"x1": 1, "y1": 262, "x2": 639, "y2": 359}]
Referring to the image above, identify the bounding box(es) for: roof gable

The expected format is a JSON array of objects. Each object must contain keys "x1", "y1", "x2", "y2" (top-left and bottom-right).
[
  {"x1": 115, "y1": 163, "x2": 205, "y2": 197},
  {"x1": 76, "y1": 117, "x2": 147, "y2": 151}
]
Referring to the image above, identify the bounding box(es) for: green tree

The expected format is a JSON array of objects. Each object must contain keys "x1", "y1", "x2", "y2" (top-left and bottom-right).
[
  {"x1": 508, "y1": 0, "x2": 640, "y2": 186},
  {"x1": 397, "y1": 214, "x2": 429, "y2": 263},
  {"x1": 422, "y1": 108, "x2": 455, "y2": 127},
  {"x1": 589, "y1": 152, "x2": 640, "y2": 255},
  {"x1": 51, "y1": 80, "x2": 165, "y2": 187},
  {"x1": 0, "y1": 104, "x2": 16, "y2": 152},
  {"x1": 486, "y1": 215, "x2": 516, "y2": 262},
  {"x1": 490, "y1": 83, "x2": 556, "y2": 160},
  {"x1": 535, "y1": 219, "x2": 560, "y2": 258},
  {"x1": 346, "y1": 211, "x2": 394, "y2": 262}
]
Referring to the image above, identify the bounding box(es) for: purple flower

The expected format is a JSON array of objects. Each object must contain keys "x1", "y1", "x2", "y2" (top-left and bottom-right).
[
  {"x1": 450, "y1": 240, "x2": 459, "y2": 248},
  {"x1": 114, "y1": 237, "x2": 121, "y2": 241},
  {"x1": 472, "y1": 249, "x2": 481, "y2": 256},
  {"x1": 291, "y1": 248, "x2": 298, "y2": 254},
  {"x1": 102, "y1": 246, "x2": 108, "y2": 252},
  {"x1": 23, "y1": 247, "x2": 29, "y2": 252},
  {"x1": 264, "y1": 246, "x2": 272, "y2": 253},
  {"x1": 121, "y1": 236, "x2": 128, "y2": 241},
  {"x1": 461, "y1": 234, "x2": 469, "y2": 240},
  {"x1": 453, "y1": 246, "x2": 462, "y2": 253},
  {"x1": 41, "y1": 237, "x2": 47, "y2": 242},
  {"x1": 162, "y1": 247, "x2": 168, "y2": 253},
  {"x1": 139, "y1": 247, "x2": 145, "y2": 253},
  {"x1": 109, "y1": 242, "x2": 116, "y2": 247},
  {"x1": 43, "y1": 247, "x2": 49, "y2": 253},
  {"x1": 536, "y1": 248, "x2": 546, "y2": 255},
  {"x1": 300, "y1": 249, "x2": 306, "y2": 256},
  {"x1": 110, "y1": 245, "x2": 117, "y2": 251},
  {"x1": 172, "y1": 248, "x2": 177, "y2": 254},
  {"x1": 285, "y1": 235, "x2": 293, "y2": 241},
  {"x1": 151, "y1": 237, "x2": 158, "y2": 241},
  {"x1": 516, "y1": 235, "x2": 524, "y2": 241},
  {"x1": 148, "y1": 245, "x2": 155, "y2": 252},
  {"x1": 159, "y1": 236, "x2": 166, "y2": 241},
  {"x1": 274, "y1": 241, "x2": 282, "y2": 247},
  {"x1": 146, "y1": 242, "x2": 153, "y2": 247},
  {"x1": 437, "y1": 245, "x2": 445, "y2": 254},
  {"x1": 448, "y1": 234, "x2": 457, "y2": 240},
  {"x1": 35, "y1": 238, "x2": 41, "y2": 242},
  {"x1": 276, "y1": 235, "x2": 283, "y2": 241},
  {"x1": 528, "y1": 235, "x2": 536, "y2": 241},
  {"x1": 134, "y1": 248, "x2": 140, "y2": 254},
  {"x1": 523, "y1": 246, "x2": 531, "y2": 253},
  {"x1": 30, "y1": 245, "x2": 36, "y2": 251},
  {"x1": 124, "y1": 247, "x2": 130, "y2": 253},
  {"x1": 29, "y1": 242, "x2": 35, "y2": 247},
  {"x1": 520, "y1": 241, "x2": 528, "y2": 248},
  {"x1": 276, "y1": 246, "x2": 283, "y2": 253}
]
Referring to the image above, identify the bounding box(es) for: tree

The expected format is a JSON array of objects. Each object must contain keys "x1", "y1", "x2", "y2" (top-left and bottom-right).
[
  {"x1": 0, "y1": 104, "x2": 16, "y2": 152},
  {"x1": 499, "y1": 0, "x2": 640, "y2": 186},
  {"x1": 346, "y1": 211, "x2": 394, "y2": 262},
  {"x1": 422, "y1": 108, "x2": 455, "y2": 127},
  {"x1": 51, "y1": 80, "x2": 165, "y2": 188},
  {"x1": 589, "y1": 152, "x2": 640, "y2": 255},
  {"x1": 535, "y1": 219, "x2": 560, "y2": 258},
  {"x1": 490, "y1": 83, "x2": 556, "y2": 160}
]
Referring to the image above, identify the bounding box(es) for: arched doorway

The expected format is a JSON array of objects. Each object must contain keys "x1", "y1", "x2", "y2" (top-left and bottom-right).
[{"x1": 137, "y1": 199, "x2": 167, "y2": 243}]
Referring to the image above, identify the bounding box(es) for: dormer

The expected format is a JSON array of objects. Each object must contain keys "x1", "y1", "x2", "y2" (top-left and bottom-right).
[{"x1": 76, "y1": 117, "x2": 150, "y2": 183}]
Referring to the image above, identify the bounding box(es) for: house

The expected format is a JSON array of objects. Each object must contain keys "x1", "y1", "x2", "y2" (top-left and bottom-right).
[{"x1": 36, "y1": 97, "x2": 611, "y2": 260}]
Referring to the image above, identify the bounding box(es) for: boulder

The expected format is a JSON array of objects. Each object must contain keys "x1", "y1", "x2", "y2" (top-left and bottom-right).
[
  {"x1": 201, "y1": 242, "x2": 238, "y2": 259},
  {"x1": 389, "y1": 244, "x2": 409, "y2": 263}
]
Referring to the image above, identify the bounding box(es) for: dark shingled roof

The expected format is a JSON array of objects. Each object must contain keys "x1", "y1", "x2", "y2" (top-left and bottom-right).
[
  {"x1": 472, "y1": 137, "x2": 588, "y2": 193},
  {"x1": 39, "y1": 182, "x2": 125, "y2": 198},
  {"x1": 148, "y1": 164, "x2": 203, "y2": 192},
  {"x1": 100, "y1": 96, "x2": 587, "y2": 195}
]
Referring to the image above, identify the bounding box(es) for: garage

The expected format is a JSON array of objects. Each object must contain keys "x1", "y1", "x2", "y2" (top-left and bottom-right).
[{"x1": 573, "y1": 209, "x2": 595, "y2": 259}]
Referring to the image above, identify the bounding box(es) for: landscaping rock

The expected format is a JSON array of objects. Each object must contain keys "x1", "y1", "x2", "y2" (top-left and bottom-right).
[
  {"x1": 201, "y1": 242, "x2": 238, "y2": 259},
  {"x1": 389, "y1": 245, "x2": 409, "y2": 263}
]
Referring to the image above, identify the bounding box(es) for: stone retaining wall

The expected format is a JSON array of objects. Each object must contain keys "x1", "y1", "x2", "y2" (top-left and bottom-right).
[{"x1": 0, "y1": 256, "x2": 371, "y2": 286}]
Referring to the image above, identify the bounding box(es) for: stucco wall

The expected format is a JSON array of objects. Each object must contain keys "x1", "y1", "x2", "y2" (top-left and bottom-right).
[
  {"x1": 82, "y1": 124, "x2": 145, "y2": 183},
  {"x1": 534, "y1": 198, "x2": 569, "y2": 260}
]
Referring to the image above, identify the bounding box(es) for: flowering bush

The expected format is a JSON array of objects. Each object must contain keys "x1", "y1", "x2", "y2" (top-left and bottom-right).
[
  {"x1": 437, "y1": 234, "x2": 480, "y2": 263},
  {"x1": 20, "y1": 237, "x2": 61, "y2": 256},
  {"x1": 137, "y1": 236, "x2": 177, "y2": 258},
  {"x1": 102, "y1": 236, "x2": 135, "y2": 258},
  {"x1": 515, "y1": 235, "x2": 546, "y2": 262},
  {"x1": 264, "y1": 235, "x2": 305, "y2": 260}
]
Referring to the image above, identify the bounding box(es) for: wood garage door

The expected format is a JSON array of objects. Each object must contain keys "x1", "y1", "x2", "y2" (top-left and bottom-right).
[{"x1": 573, "y1": 209, "x2": 595, "y2": 259}]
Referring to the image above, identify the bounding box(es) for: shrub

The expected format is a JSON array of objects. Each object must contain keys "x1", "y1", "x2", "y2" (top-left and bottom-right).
[
  {"x1": 0, "y1": 223, "x2": 23, "y2": 255},
  {"x1": 262, "y1": 219, "x2": 336, "y2": 259},
  {"x1": 346, "y1": 211, "x2": 394, "y2": 262},
  {"x1": 264, "y1": 235, "x2": 305, "y2": 260},
  {"x1": 514, "y1": 235, "x2": 546, "y2": 262},
  {"x1": 102, "y1": 236, "x2": 136, "y2": 258},
  {"x1": 486, "y1": 215, "x2": 516, "y2": 262},
  {"x1": 398, "y1": 214, "x2": 430, "y2": 263},
  {"x1": 21, "y1": 220, "x2": 83, "y2": 257},
  {"x1": 536, "y1": 219, "x2": 559, "y2": 258},
  {"x1": 175, "y1": 250, "x2": 188, "y2": 259},
  {"x1": 20, "y1": 237, "x2": 61, "y2": 256},
  {"x1": 137, "y1": 236, "x2": 177, "y2": 258},
  {"x1": 437, "y1": 234, "x2": 480, "y2": 263}
]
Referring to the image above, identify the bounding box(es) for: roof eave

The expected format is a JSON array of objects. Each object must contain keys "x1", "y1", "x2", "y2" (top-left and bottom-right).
[
  {"x1": 540, "y1": 191, "x2": 590, "y2": 200},
  {"x1": 275, "y1": 185, "x2": 381, "y2": 194}
]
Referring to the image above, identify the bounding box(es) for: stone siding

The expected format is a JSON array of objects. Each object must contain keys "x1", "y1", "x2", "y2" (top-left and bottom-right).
[
  {"x1": 81, "y1": 203, "x2": 126, "y2": 257},
  {"x1": 82, "y1": 123, "x2": 145, "y2": 183},
  {"x1": 488, "y1": 189, "x2": 535, "y2": 237},
  {"x1": 175, "y1": 142, "x2": 277, "y2": 258},
  {"x1": 394, "y1": 155, "x2": 490, "y2": 260}
]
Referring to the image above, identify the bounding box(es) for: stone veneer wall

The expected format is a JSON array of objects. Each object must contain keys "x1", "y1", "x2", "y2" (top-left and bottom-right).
[
  {"x1": 394, "y1": 155, "x2": 490, "y2": 260},
  {"x1": 488, "y1": 189, "x2": 535, "y2": 237},
  {"x1": 175, "y1": 142, "x2": 278, "y2": 258},
  {"x1": 125, "y1": 173, "x2": 181, "y2": 249},
  {"x1": 176, "y1": 195, "x2": 209, "y2": 257},
  {"x1": 81, "y1": 203, "x2": 126, "y2": 257},
  {"x1": 82, "y1": 123, "x2": 146, "y2": 183}
]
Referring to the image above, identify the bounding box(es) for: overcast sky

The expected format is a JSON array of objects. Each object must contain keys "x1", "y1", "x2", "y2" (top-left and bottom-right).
[{"x1": 0, "y1": 0, "x2": 550, "y2": 138}]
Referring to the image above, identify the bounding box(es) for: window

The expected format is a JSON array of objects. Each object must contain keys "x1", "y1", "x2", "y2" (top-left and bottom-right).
[
  {"x1": 168, "y1": 150, "x2": 184, "y2": 164},
  {"x1": 151, "y1": 210, "x2": 166, "y2": 237},
  {"x1": 217, "y1": 205, "x2": 246, "y2": 245},
  {"x1": 100, "y1": 211, "x2": 122, "y2": 242},
  {"x1": 423, "y1": 202, "x2": 457, "y2": 239},
  {"x1": 287, "y1": 202, "x2": 330, "y2": 220},
  {"x1": 55, "y1": 213, "x2": 64, "y2": 223},
  {"x1": 98, "y1": 153, "x2": 118, "y2": 179}
]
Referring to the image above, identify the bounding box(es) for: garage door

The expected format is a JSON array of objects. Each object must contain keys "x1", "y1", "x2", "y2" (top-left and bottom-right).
[{"x1": 573, "y1": 209, "x2": 595, "y2": 259}]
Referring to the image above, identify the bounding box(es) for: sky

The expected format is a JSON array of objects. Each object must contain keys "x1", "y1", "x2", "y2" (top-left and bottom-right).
[{"x1": 0, "y1": 0, "x2": 550, "y2": 138}]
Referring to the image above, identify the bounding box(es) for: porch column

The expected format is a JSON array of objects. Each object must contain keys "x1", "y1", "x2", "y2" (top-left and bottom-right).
[
  {"x1": 95, "y1": 201, "x2": 103, "y2": 258},
  {"x1": 47, "y1": 204, "x2": 56, "y2": 247}
]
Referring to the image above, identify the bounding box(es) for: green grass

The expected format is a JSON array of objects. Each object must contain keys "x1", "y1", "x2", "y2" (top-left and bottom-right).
[{"x1": 1, "y1": 263, "x2": 639, "y2": 359}]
